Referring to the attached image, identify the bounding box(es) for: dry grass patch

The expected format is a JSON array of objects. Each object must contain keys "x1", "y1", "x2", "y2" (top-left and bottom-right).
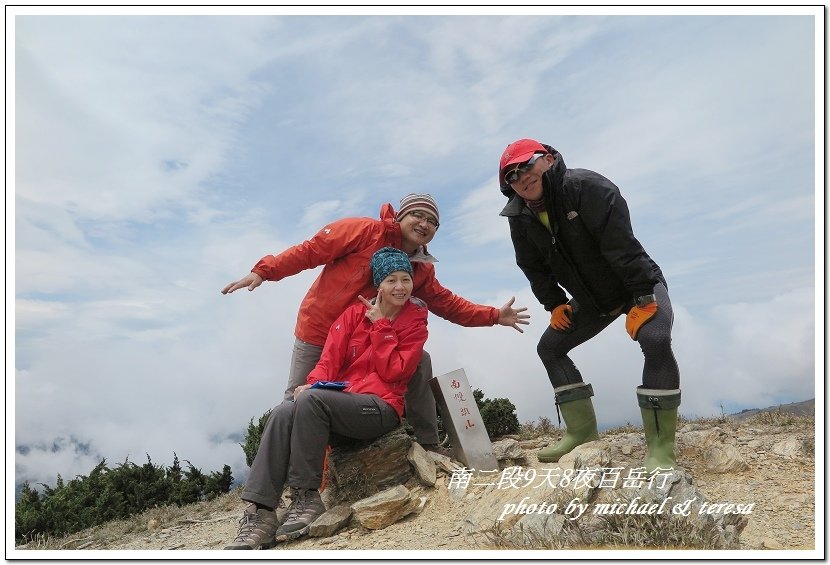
[
  {"x1": 747, "y1": 410, "x2": 814, "y2": 428},
  {"x1": 478, "y1": 500, "x2": 722, "y2": 550}
]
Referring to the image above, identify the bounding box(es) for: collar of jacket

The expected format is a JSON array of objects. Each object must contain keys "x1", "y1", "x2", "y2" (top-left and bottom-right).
[
  {"x1": 409, "y1": 245, "x2": 437, "y2": 263},
  {"x1": 379, "y1": 202, "x2": 439, "y2": 263},
  {"x1": 500, "y1": 194, "x2": 530, "y2": 217},
  {"x1": 545, "y1": 149, "x2": 567, "y2": 195}
]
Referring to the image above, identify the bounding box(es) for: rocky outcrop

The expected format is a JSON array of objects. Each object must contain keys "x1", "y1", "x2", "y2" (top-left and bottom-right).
[
  {"x1": 324, "y1": 426, "x2": 416, "y2": 505},
  {"x1": 771, "y1": 437, "x2": 804, "y2": 457},
  {"x1": 461, "y1": 442, "x2": 748, "y2": 549},
  {"x1": 492, "y1": 438, "x2": 526, "y2": 461},
  {"x1": 407, "y1": 442, "x2": 437, "y2": 486},
  {"x1": 703, "y1": 444, "x2": 751, "y2": 473},
  {"x1": 350, "y1": 485, "x2": 420, "y2": 530},
  {"x1": 309, "y1": 505, "x2": 352, "y2": 538}
]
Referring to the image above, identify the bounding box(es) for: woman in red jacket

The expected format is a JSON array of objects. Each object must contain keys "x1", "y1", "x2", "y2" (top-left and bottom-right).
[{"x1": 226, "y1": 247, "x2": 428, "y2": 550}]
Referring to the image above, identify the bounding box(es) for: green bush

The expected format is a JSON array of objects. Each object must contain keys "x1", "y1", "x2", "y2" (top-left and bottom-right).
[
  {"x1": 473, "y1": 388, "x2": 520, "y2": 439},
  {"x1": 242, "y1": 409, "x2": 272, "y2": 467},
  {"x1": 15, "y1": 454, "x2": 233, "y2": 544}
]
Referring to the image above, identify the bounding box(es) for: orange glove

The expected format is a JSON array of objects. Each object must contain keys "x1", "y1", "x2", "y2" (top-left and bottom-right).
[
  {"x1": 626, "y1": 302, "x2": 658, "y2": 340},
  {"x1": 550, "y1": 304, "x2": 573, "y2": 330}
]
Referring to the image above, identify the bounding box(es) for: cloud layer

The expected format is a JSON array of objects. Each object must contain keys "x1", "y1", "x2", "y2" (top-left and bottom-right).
[{"x1": 11, "y1": 12, "x2": 819, "y2": 489}]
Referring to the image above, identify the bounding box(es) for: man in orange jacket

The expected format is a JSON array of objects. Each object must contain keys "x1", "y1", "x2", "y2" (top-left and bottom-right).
[{"x1": 222, "y1": 193, "x2": 530, "y2": 452}]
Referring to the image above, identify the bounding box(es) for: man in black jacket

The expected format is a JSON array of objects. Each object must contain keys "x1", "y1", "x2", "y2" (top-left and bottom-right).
[{"x1": 498, "y1": 138, "x2": 681, "y2": 473}]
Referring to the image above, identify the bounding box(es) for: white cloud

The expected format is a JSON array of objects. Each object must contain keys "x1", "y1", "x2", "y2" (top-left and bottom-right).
[
  {"x1": 450, "y1": 177, "x2": 511, "y2": 246},
  {"x1": 11, "y1": 13, "x2": 818, "y2": 492},
  {"x1": 14, "y1": 241, "x2": 317, "y2": 488},
  {"x1": 15, "y1": 16, "x2": 278, "y2": 223},
  {"x1": 297, "y1": 191, "x2": 373, "y2": 234}
]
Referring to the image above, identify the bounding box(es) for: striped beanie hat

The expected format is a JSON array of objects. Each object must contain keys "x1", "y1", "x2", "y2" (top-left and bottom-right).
[
  {"x1": 370, "y1": 247, "x2": 413, "y2": 287},
  {"x1": 396, "y1": 193, "x2": 439, "y2": 223}
]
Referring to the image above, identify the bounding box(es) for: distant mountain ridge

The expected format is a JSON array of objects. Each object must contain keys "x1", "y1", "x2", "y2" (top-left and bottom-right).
[{"x1": 729, "y1": 398, "x2": 815, "y2": 421}]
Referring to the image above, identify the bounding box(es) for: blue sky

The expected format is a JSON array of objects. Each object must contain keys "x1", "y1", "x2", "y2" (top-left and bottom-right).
[{"x1": 9, "y1": 8, "x2": 822, "y2": 491}]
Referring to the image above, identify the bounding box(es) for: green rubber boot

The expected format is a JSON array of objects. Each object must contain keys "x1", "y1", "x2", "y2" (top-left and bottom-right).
[
  {"x1": 637, "y1": 387, "x2": 682, "y2": 473},
  {"x1": 537, "y1": 383, "x2": 599, "y2": 463}
]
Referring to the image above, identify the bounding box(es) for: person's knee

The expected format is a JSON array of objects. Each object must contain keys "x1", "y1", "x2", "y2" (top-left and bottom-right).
[
  {"x1": 639, "y1": 328, "x2": 672, "y2": 355},
  {"x1": 537, "y1": 332, "x2": 567, "y2": 362},
  {"x1": 268, "y1": 399, "x2": 296, "y2": 421},
  {"x1": 294, "y1": 389, "x2": 325, "y2": 413}
]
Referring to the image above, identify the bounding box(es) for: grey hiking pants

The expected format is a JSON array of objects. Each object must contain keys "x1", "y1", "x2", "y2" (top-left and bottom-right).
[
  {"x1": 241, "y1": 388, "x2": 400, "y2": 509},
  {"x1": 537, "y1": 283, "x2": 680, "y2": 390},
  {"x1": 282, "y1": 338, "x2": 439, "y2": 444}
]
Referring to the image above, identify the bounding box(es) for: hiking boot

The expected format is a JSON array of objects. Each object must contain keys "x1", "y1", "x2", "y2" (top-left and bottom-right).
[
  {"x1": 537, "y1": 383, "x2": 599, "y2": 463},
  {"x1": 420, "y1": 443, "x2": 453, "y2": 459},
  {"x1": 274, "y1": 488, "x2": 326, "y2": 541},
  {"x1": 637, "y1": 387, "x2": 682, "y2": 473},
  {"x1": 224, "y1": 503, "x2": 279, "y2": 550},
  {"x1": 275, "y1": 497, "x2": 289, "y2": 526}
]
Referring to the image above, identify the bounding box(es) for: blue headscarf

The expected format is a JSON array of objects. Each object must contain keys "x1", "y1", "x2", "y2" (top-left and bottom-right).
[{"x1": 370, "y1": 247, "x2": 413, "y2": 287}]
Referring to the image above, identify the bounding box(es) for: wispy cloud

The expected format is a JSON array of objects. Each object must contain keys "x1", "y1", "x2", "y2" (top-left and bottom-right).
[
  {"x1": 11, "y1": 12, "x2": 819, "y2": 491},
  {"x1": 16, "y1": 16, "x2": 278, "y2": 224}
]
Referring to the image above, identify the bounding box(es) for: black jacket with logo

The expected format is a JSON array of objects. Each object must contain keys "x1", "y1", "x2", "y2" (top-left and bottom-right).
[{"x1": 500, "y1": 145, "x2": 665, "y2": 316}]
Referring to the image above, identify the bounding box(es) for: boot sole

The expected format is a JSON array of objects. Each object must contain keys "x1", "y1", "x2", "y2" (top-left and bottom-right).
[
  {"x1": 224, "y1": 538, "x2": 277, "y2": 550},
  {"x1": 275, "y1": 525, "x2": 310, "y2": 542}
]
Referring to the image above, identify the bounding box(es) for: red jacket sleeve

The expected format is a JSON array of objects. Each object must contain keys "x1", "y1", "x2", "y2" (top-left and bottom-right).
[
  {"x1": 251, "y1": 216, "x2": 381, "y2": 281},
  {"x1": 306, "y1": 305, "x2": 361, "y2": 385},
  {"x1": 412, "y1": 263, "x2": 500, "y2": 327},
  {"x1": 368, "y1": 316, "x2": 428, "y2": 384}
]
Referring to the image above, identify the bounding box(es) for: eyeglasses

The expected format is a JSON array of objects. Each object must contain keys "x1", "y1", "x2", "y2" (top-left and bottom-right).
[
  {"x1": 503, "y1": 153, "x2": 547, "y2": 185},
  {"x1": 408, "y1": 210, "x2": 439, "y2": 229}
]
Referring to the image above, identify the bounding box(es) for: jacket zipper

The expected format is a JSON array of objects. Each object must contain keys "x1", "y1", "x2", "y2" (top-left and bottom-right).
[{"x1": 525, "y1": 201, "x2": 608, "y2": 316}]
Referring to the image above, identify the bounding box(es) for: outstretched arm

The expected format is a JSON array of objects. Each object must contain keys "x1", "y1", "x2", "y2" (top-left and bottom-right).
[
  {"x1": 220, "y1": 215, "x2": 379, "y2": 295},
  {"x1": 415, "y1": 265, "x2": 531, "y2": 332}
]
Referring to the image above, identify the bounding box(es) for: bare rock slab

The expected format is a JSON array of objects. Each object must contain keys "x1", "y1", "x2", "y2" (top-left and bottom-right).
[
  {"x1": 407, "y1": 442, "x2": 437, "y2": 486},
  {"x1": 558, "y1": 440, "x2": 611, "y2": 470},
  {"x1": 351, "y1": 485, "x2": 418, "y2": 530},
  {"x1": 309, "y1": 505, "x2": 353, "y2": 538},
  {"x1": 427, "y1": 450, "x2": 462, "y2": 475},
  {"x1": 704, "y1": 444, "x2": 750, "y2": 473},
  {"x1": 771, "y1": 437, "x2": 804, "y2": 457},
  {"x1": 492, "y1": 438, "x2": 526, "y2": 461},
  {"x1": 680, "y1": 428, "x2": 724, "y2": 450}
]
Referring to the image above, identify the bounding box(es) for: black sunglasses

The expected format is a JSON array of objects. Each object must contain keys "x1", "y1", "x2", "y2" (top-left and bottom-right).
[{"x1": 504, "y1": 153, "x2": 547, "y2": 185}]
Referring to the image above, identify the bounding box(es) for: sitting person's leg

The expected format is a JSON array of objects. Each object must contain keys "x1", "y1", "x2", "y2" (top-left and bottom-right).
[
  {"x1": 225, "y1": 401, "x2": 296, "y2": 550},
  {"x1": 241, "y1": 400, "x2": 298, "y2": 509},
  {"x1": 402, "y1": 350, "x2": 441, "y2": 447},
  {"x1": 275, "y1": 388, "x2": 400, "y2": 540}
]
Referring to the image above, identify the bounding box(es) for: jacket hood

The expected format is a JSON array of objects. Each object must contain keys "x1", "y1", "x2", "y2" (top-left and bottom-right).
[
  {"x1": 380, "y1": 202, "x2": 397, "y2": 222},
  {"x1": 380, "y1": 203, "x2": 402, "y2": 247}
]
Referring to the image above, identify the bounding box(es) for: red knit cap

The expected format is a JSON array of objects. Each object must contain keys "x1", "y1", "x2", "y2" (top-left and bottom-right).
[{"x1": 396, "y1": 193, "x2": 439, "y2": 222}]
